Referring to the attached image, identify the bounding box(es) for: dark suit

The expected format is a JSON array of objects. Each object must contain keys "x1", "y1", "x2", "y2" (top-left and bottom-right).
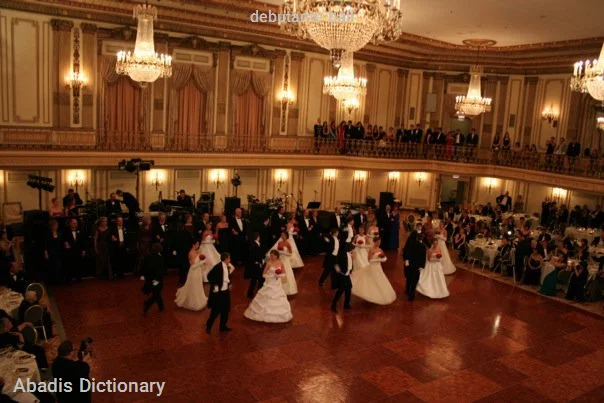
[
  {"x1": 206, "y1": 262, "x2": 232, "y2": 331},
  {"x1": 298, "y1": 216, "x2": 314, "y2": 255},
  {"x1": 152, "y1": 221, "x2": 171, "y2": 254},
  {"x1": 106, "y1": 199, "x2": 122, "y2": 216},
  {"x1": 5, "y1": 272, "x2": 28, "y2": 294},
  {"x1": 320, "y1": 235, "x2": 338, "y2": 285},
  {"x1": 466, "y1": 133, "x2": 479, "y2": 147},
  {"x1": 177, "y1": 195, "x2": 194, "y2": 209},
  {"x1": 143, "y1": 252, "x2": 165, "y2": 313},
  {"x1": 228, "y1": 216, "x2": 248, "y2": 264},
  {"x1": 109, "y1": 225, "x2": 128, "y2": 277},
  {"x1": 329, "y1": 213, "x2": 342, "y2": 230},
  {"x1": 270, "y1": 213, "x2": 287, "y2": 242},
  {"x1": 331, "y1": 249, "x2": 353, "y2": 310},
  {"x1": 402, "y1": 230, "x2": 426, "y2": 300},
  {"x1": 496, "y1": 194, "x2": 512, "y2": 212},
  {"x1": 354, "y1": 213, "x2": 367, "y2": 230},
  {"x1": 121, "y1": 192, "x2": 140, "y2": 224},
  {"x1": 63, "y1": 228, "x2": 84, "y2": 282},
  {"x1": 51, "y1": 357, "x2": 91, "y2": 403},
  {"x1": 245, "y1": 240, "x2": 264, "y2": 298}
]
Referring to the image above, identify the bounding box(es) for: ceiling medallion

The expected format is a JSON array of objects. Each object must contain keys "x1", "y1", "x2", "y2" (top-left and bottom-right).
[
  {"x1": 461, "y1": 39, "x2": 497, "y2": 48},
  {"x1": 571, "y1": 40, "x2": 604, "y2": 102},
  {"x1": 279, "y1": 1, "x2": 403, "y2": 68},
  {"x1": 116, "y1": 3, "x2": 172, "y2": 85}
]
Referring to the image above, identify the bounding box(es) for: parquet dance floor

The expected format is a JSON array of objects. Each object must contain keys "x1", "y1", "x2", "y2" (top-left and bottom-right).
[{"x1": 52, "y1": 252, "x2": 604, "y2": 403}]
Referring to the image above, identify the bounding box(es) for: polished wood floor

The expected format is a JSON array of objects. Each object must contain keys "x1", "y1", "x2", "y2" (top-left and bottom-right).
[{"x1": 52, "y1": 252, "x2": 604, "y2": 403}]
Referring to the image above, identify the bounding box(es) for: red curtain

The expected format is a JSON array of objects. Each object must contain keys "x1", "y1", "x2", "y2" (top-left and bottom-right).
[
  {"x1": 234, "y1": 88, "x2": 263, "y2": 150},
  {"x1": 104, "y1": 76, "x2": 142, "y2": 149},
  {"x1": 176, "y1": 78, "x2": 207, "y2": 150}
]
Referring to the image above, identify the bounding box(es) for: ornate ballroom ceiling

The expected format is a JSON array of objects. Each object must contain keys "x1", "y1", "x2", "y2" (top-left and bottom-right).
[{"x1": 3, "y1": 0, "x2": 604, "y2": 74}]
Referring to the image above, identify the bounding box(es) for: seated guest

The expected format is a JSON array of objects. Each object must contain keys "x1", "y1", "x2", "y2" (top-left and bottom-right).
[
  {"x1": 566, "y1": 260, "x2": 588, "y2": 302},
  {"x1": 524, "y1": 240, "x2": 543, "y2": 285},
  {"x1": 0, "y1": 313, "x2": 48, "y2": 369},
  {"x1": 575, "y1": 238, "x2": 590, "y2": 261},
  {"x1": 18, "y1": 291, "x2": 53, "y2": 338},
  {"x1": 586, "y1": 265, "x2": 604, "y2": 301},
  {"x1": 591, "y1": 230, "x2": 604, "y2": 247},
  {"x1": 4, "y1": 261, "x2": 28, "y2": 294},
  {"x1": 453, "y1": 229, "x2": 466, "y2": 257},
  {"x1": 52, "y1": 340, "x2": 92, "y2": 403}
]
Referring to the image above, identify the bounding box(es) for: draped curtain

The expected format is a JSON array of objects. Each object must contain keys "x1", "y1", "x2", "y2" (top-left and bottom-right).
[
  {"x1": 231, "y1": 70, "x2": 270, "y2": 150},
  {"x1": 100, "y1": 56, "x2": 142, "y2": 149},
  {"x1": 168, "y1": 63, "x2": 214, "y2": 150}
]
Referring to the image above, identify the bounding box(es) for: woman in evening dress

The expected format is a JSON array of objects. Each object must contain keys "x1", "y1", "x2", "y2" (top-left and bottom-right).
[
  {"x1": 244, "y1": 250, "x2": 293, "y2": 323},
  {"x1": 174, "y1": 239, "x2": 208, "y2": 311},
  {"x1": 352, "y1": 225, "x2": 370, "y2": 271},
  {"x1": 267, "y1": 232, "x2": 298, "y2": 296},
  {"x1": 199, "y1": 222, "x2": 220, "y2": 281},
  {"x1": 351, "y1": 237, "x2": 396, "y2": 305},
  {"x1": 435, "y1": 222, "x2": 456, "y2": 275},
  {"x1": 215, "y1": 215, "x2": 230, "y2": 254},
  {"x1": 416, "y1": 239, "x2": 450, "y2": 299},
  {"x1": 269, "y1": 218, "x2": 304, "y2": 269}
]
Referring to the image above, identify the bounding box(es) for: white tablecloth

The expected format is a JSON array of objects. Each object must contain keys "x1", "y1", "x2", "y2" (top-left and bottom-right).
[
  {"x1": 0, "y1": 291, "x2": 23, "y2": 320},
  {"x1": 564, "y1": 227, "x2": 597, "y2": 244},
  {"x1": 0, "y1": 349, "x2": 41, "y2": 403},
  {"x1": 470, "y1": 214, "x2": 492, "y2": 223},
  {"x1": 469, "y1": 239, "x2": 501, "y2": 267}
]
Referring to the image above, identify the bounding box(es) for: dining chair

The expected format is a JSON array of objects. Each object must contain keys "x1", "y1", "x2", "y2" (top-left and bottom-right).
[{"x1": 24, "y1": 305, "x2": 47, "y2": 341}]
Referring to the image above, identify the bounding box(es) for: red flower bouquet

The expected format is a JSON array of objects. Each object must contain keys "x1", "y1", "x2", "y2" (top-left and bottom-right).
[
  {"x1": 293, "y1": 227, "x2": 299, "y2": 233},
  {"x1": 378, "y1": 252, "x2": 385, "y2": 258},
  {"x1": 436, "y1": 253, "x2": 442, "y2": 259},
  {"x1": 278, "y1": 245, "x2": 285, "y2": 251},
  {"x1": 199, "y1": 254, "x2": 206, "y2": 260},
  {"x1": 275, "y1": 268, "x2": 284, "y2": 275},
  {"x1": 212, "y1": 234, "x2": 218, "y2": 240},
  {"x1": 357, "y1": 239, "x2": 364, "y2": 245}
]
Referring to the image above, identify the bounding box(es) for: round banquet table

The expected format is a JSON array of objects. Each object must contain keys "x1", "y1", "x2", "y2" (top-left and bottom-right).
[
  {"x1": 0, "y1": 349, "x2": 41, "y2": 403},
  {"x1": 564, "y1": 227, "x2": 597, "y2": 244},
  {"x1": 468, "y1": 239, "x2": 501, "y2": 268},
  {"x1": 0, "y1": 290, "x2": 24, "y2": 320}
]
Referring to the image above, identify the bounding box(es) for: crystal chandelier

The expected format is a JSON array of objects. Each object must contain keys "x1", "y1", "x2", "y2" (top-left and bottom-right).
[
  {"x1": 343, "y1": 97, "x2": 360, "y2": 114},
  {"x1": 280, "y1": 1, "x2": 403, "y2": 68},
  {"x1": 455, "y1": 65, "x2": 492, "y2": 116},
  {"x1": 116, "y1": 4, "x2": 172, "y2": 84},
  {"x1": 571, "y1": 41, "x2": 604, "y2": 102},
  {"x1": 323, "y1": 52, "x2": 367, "y2": 101}
]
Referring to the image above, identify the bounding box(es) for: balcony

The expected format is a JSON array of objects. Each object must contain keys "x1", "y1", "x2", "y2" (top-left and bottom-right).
[{"x1": 0, "y1": 128, "x2": 603, "y2": 192}]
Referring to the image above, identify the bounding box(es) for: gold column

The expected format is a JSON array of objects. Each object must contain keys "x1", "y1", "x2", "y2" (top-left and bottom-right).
[
  {"x1": 288, "y1": 51, "x2": 305, "y2": 135},
  {"x1": 363, "y1": 63, "x2": 376, "y2": 124},
  {"x1": 394, "y1": 69, "x2": 408, "y2": 128},
  {"x1": 80, "y1": 23, "x2": 96, "y2": 130},
  {"x1": 216, "y1": 41, "x2": 230, "y2": 136},
  {"x1": 50, "y1": 19, "x2": 73, "y2": 129}
]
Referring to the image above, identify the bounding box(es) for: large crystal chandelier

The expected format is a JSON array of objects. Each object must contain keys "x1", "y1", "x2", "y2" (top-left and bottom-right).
[
  {"x1": 280, "y1": 1, "x2": 403, "y2": 68},
  {"x1": 455, "y1": 65, "x2": 492, "y2": 116},
  {"x1": 116, "y1": 4, "x2": 172, "y2": 84},
  {"x1": 323, "y1": 52, "x2": 367, "y2": 101},
  {"x1": 571, "y1": 41, "x2": 604, "y2": 102}
]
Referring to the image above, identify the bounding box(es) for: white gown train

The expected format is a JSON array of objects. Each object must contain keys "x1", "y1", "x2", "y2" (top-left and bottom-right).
[
  {"x1": 174, "y1": 256, "x2": 208, "y2": 310},
  {"x1": 244, "y1": 267, "x2": 293, "y2": 323}
]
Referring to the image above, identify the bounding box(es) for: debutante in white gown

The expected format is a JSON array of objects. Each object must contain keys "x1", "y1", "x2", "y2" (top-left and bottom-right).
[
  {"x1": 352, "y1": 235, "x2": 370, "y2": 271},
  {"x1": 269, "y1": 231, "x2": 304, "y2": 269},
  {"x1": 199, "y1": 235, "x2": 221, "y2": 281},
  {"x1": 244, "y1": 266, "x2": 293, "y2": 323},
  {"x1": 174, "y1": 256, "x2": 208, "y2": 310},
  {"x1": 435, "y1": 234, "x2": 456, "y2": 275},
  {"x1": 267, "y1": 247, "x2": 298, "y2": 296},
  {"x1": 416, "y1": 252, "x2": 450, "y2": 299},
  {"x1": 351, "y1": 250, "x2": 397, "y2": 305}
]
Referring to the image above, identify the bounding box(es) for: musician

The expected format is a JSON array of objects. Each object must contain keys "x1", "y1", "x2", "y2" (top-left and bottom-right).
[
  {"x1": 116, "y1": 189, "x2": 139, "y2": 225},
  {"x1": 106, "y1": 193, "x2": 122, "y2": 216},
  {"x1": 177, "y1": 189, "x2": 194, "y2": 209},
  {"x1": 62, "y1": 188, "x2": 83, "y2": 209},
  {"x1": 270, "y1": 206, "x2": 287, "y2": 242}
]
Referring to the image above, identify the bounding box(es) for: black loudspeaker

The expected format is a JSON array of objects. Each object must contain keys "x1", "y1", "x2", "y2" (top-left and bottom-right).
[
  {"x1": 197, "y1": 201, "x2": 214, "y2": 215},
  {"x1": 224, "y1": 197, "x2": 241, "y2": 216},
  {"x1": 200, "y1": 192, "x2": 215, "y2": 202},
  {"x1": 379, "y1": 192, "x2": 394, "y2": 211},
  {"x1": 23, "y1": 210, "x2": 50, "y2": 278}
]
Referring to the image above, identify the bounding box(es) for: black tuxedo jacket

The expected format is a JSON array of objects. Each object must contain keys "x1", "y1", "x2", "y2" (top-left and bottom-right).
[
  {"x1": 229, "y1": 216, "x2": 247, "y2": 238},
  {"x1": 109, "y1": 225, "x2": 128, "y2": 250},
  {"x1": 143, "y1": 253, "x2": 165, "y2": 284},
  {"x1": 207, "y1": 262, "x2": 231, "y2": 308},
  {"x1": 6, "y1": 272, "x2": 28, "y2": 294},
  {"x1": 122, "y1": 192, "x2": 140, "y2": 213},
  {"x1": 329, "y1": 213, "x2": 342, "y2": 230},
  {"x1": 63, "y1": 228, "x2": 84, "y2": 257},
  {"x1": 323, "y1": 236, "x2": 337, "y2": 269},
  {"x1": 245, "y1": 241, "x2": 264, "y2": 279},
  {"x1": 454, "y1": 133, "x2": 465, "y2": 145},
  {"x1": 152, "y1": 221, "x2": 170, "y2": 243},
  {"x1": 298, "y1": 216, "x2": 313, "y2": 238},
  {"x1": 271, "y1": 213, "x2": 287, "y2": 237},
  {"x1": 467, "y1": 133, "x2": 479, "y2": 146},
  {"x1": 354, "y1": 213, "x2": 367, "y2": 229},
  {"x1": 331, "y1": 250, "x2": 353, "y2": 290},
  {"x1": 402, "y1": 231, "x2": 427, "y2": 271},
  {"x1": 106, "y1": 199, "x2": 122, "y2": 216},
  {"x1": 177, "y1": 195, "x2": 194, "y2": 209}
]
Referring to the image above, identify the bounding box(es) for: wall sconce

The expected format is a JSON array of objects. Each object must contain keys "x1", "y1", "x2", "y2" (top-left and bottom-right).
[
  {"x1": 552, "y1": 187, "x2": 567, "y2": 203},
  {"x1": 353, "y1": 170, "x2": 367, "y2": 184},
  {"x1": 541, "y1": 104, "x2": 558, "y2": 126},
  {"x1": 323, "y1": 169, "x2": 336, "y2": 186},
  {"x1": 149, "y1": 169, "x2": 165, "y2": 193},
  {"x1": 388, "y1": 171, "x2": 400, "y2": 187},
  {"x1": 278, "y1": 88, "x2": 295, "y2": 105},
  {"x1": 343, "y1": 97, "x2": 360, "y2": 115},
  {"x1": 65, "y1": 71, "x2": 87, "y2": 96},
  {"x1": 274, "y1": 169, "x2": 288, "y2": 189},
  {"x1": 415, "y1": 172, "x2": 427, "y2": 187},
  {"x1": 67, "y1": 170, "x2": 85, "y2": 193},
  {"x1": 209, "y1": 169, "x2": 226, "y2": 189},
  {"x1": 597, "y1": 116, "x2": 604, "y2": 131},
  {"x1": 483, "y1": 177, "x2": 498, "y2": 194}
]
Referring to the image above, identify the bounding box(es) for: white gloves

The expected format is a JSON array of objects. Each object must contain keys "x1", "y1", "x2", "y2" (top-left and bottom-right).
[
  {"x1": 405, "y1": 260, "x2": 409, "y2": 267},
  {"x1": 152, "y1": 280, "x2": 159, "y2": 286},
  {"x1": 213, "y1": 285, "x2": 219, "y2": 293}
]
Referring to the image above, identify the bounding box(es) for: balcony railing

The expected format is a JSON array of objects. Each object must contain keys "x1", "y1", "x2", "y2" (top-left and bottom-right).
[{"x1": 0, "y1": 129, "x2": 602, "y2": 179}]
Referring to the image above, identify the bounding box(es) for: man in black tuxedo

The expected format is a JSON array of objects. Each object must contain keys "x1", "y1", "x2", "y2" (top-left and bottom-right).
[
  {"x1": 379, "y1": 205, "x2": 393, "y2": 250},
  {"x1": 229, "y1": 208, "x2": 248, "y2": 264},
  {"x1": 298, "y1": 209, "x2": 314, "y2": 255},
  {"x1": 330, "y1": 243, "x2": 354, "y2": 313},
  {"x1": 5, "y1": 261, "x2": 28, "y2": 294},
  {"x1": 62, "y1": 189, "x2": 83, "y2": 209},
  {"x1": 152, "y1": 213, "x2": 169, "y2": 244},
  {"x1": 454, "y1": 129, "x2": 465, "y2": 147},
  {"x1": 354, "y1": 207, "x2": 367, "y2": 230},
  {"x1": 116, "y1": 189, "x2": 140, "y2": 225},
  {"x1": 259, "y1": 217, "x2": 272, "y2": 255},
  {"x1": 434, "y1": 128, "x2": 446, "y2": 144},
  {"x1": 466, "y1": 128, "x2": 479, "y2": 147},
  {"x1": 402, "y1": 224, "x2": 427, "y2": 301},
  {"x1": 206, "y1": 252, "x2": 234, "y2": 333},
  {"x1": 245, "y1": 232, "x2": 264, "y2": 298},
  {"x1": 329, "y1": 207, "x2": 343, "y2": 230},
  {"x1": 176, "y1": 189, "x2": 194, "y2": 209},
  {"x1": 143, "y1": 243, "x2": 165, "y2": 314},
  {"x1": 63, "y1": 218, "x2": 85, "y2": 283},
  {"x1": 200, "y1": 212, "x2": 211, "y2": 232},
  {"x1": 341, "y1": 216, "x2": 355, "y2": 245},
  {"x1": 496, "y1": 191, "x2": 512, "y2": 212},
  {"x1": 109, "y1": 217, "x2": 128, "y2": 278},
  {"x1": 411, "y1": 124, "x2": 423, "y2": 143},
  {"x1": 106, "y1": 192, "x2": 122, "y2": 216},
  {"x1": 271, "y1": 206, "x2": 287, "y2": 243},
  {"x1": 51, "y1": 340, "x2": 92, "y2": 403},
  {"x1": 319, "y1": 228, "x2": 339, "y2": 286}
]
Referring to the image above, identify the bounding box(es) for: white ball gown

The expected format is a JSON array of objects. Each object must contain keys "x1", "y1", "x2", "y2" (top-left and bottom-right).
[
  {"x1": 266, "y1": 246, "x2": 298, "y2": 296},
  {"x1": 351, "y1": 250, "x2": 397, "y2": 305},
  {"x1": 268, "y1": 230, "x2": 304, "y2": 268},
  {"x1": 352, "y1": 235, "x2": 370, "y2": 270},
  {"x1": 174, "y1": 255, "x2": 208, "y2": 310},
  {"x1": 435, "y1": 233, "x2": 456, "y2": 275},
  {"x1": 244, "y1": 266, "x2": 293, "y2": 323},
  {"x1": 199, "y1": 234, "x2": 221, "y2": 281},
  {"x1": 416, "y1": 252, "x2": 450, "y2": 299}
]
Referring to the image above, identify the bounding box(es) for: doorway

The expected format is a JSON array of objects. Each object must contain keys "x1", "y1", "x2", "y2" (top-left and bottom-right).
[{"x1": 439, "y1": 175, "x2": 469, "y2": 210}]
